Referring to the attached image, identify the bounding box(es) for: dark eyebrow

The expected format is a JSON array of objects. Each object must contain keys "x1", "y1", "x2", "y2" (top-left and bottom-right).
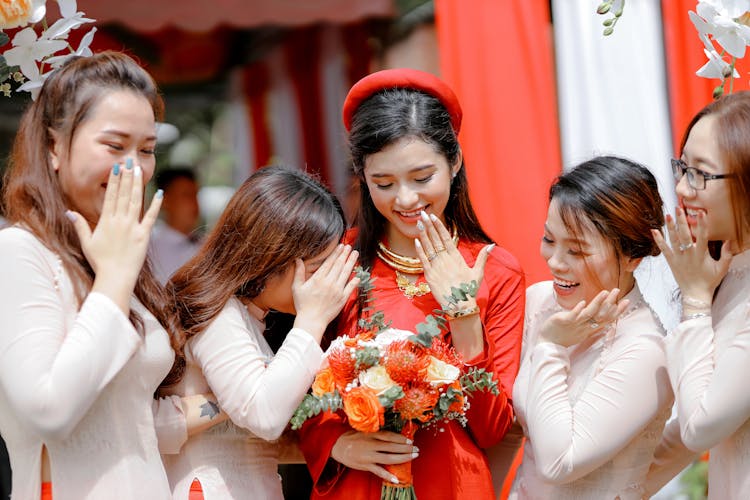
[{"x1": 369, "y1": 164, "x2": 436, "y2": 179}]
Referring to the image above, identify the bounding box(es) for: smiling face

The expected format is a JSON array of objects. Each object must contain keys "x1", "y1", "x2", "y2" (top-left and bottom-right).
[
  {"x1": 252, "y1": 238, "x2": 340, "y2": 315},
  {"x1": 678, "y1": 114, "x2": 739, "y2": 243},
  {"x1": 541, "y1": 199, "x2": 637, "y2": 309},
  {"x1": 363, "y1": 136, "x2": 460, "y2": 256},
  {"x1": 50, "y1": 89, "x2": 157, "y2": 225}
]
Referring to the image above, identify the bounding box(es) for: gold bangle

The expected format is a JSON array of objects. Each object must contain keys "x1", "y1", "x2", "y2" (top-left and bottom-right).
[{"x1": 445, "y1": 305, "x2": 480, "y2": 320}]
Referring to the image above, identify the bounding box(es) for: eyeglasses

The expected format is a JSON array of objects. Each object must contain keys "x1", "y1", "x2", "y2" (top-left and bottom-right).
[{"x1": 671, "y1": 158, "x2": 736, "y2": 190}]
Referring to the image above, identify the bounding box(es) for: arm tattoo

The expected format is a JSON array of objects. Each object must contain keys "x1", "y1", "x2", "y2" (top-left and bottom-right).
[{"x1": 199, "y1": 400, "x2": 221, "y2": 419}]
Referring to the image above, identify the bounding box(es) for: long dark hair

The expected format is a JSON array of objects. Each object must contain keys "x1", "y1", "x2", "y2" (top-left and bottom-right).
[
  {"x1": 165, "y1": 166, "x2": 345, "y2": 385},
  {"x1": 1, "y1": 51, "x2": 180, "y2": 378},
  {"x1": 550, "y1": 156, "x2": 664, "y2": 265},
  {"x1": 680, "y1": 91, "x2": 750, "y2": 251},
  {"x1": 347, "y1": 88, "x2": 492, "y2": 269}
]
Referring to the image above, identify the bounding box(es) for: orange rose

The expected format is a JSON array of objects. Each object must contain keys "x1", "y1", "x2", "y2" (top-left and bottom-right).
[
  {"x1": 343, "y1": 386, "x2": 384, "y2": 433},
  {"x1": 0, "y1": 0, "x2": 32, "y2": 29},
  {"x1": 448, "y1": 381, "x2": 465, "y2": 413},
  {"x1": 312, "y1": 367, "x2": 336, "y2": 396}
]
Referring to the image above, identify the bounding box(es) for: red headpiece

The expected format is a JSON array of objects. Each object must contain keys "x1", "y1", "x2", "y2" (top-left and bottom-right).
[{"x1": 342, "y1": 68, "x2": 462, "y2": 133}]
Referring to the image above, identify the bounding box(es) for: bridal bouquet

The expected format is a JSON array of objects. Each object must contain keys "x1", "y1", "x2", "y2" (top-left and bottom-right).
[{"x1": 290, "y1": 268, "x2": 498, "y2": 500}]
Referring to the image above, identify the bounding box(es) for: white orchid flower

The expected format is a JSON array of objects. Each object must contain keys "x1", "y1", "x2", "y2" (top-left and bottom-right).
[
  {"x1": 696, "y1": 47, "x2": 740, "y2": 78},
  {"x1": 4, "y1": 27, "x2": 66, "y2": 80},
  {"x1": 695, "y1": 0, "x2": 750, "y2": 58},
  {"x1": 16, "y1": 68, "x2": 52, "y2": 99},
  {"x1": 41, "y1": 0, "x2": 93, "y2": 41},
  {"x1": 45, "y1": 26, "x2": 96, "y2": 68}
]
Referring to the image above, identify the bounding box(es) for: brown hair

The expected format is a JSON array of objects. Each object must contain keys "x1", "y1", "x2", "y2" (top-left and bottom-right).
[
  {"x1": 1, "y1": 51, "x2": 181, "y2": 382},
  {"x1": 165, "y1": 165, "x2": 345, "y2": 384},
  {"x1": 550, "y1": 156, "x2": 664, "y2": 266},
  {"x1": 680, "y1": 91, "x2": 750, "y2": 250}
]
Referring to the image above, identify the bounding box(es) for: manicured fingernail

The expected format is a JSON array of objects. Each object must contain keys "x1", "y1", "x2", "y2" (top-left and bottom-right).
[
  {"x1": 134, "y1": 166, "x2": 142, "y2": 177},
  {"x1": 416, "y1": 220, "x2": 425, "y2": 231},
  {"x1": 125, "y1": 158, "x2": 133, "y2": 170},
  {"x1": 412, "y1": 446, "x2": 419, "y2": 453},
  {"x1": 411, "y1": 452, "x2": 419, "y2": 458},
  {"x1": 405, "y1": 439, "x2": 413, "y2": 445},
  {"x1": 155, "y1": 189, "x2": 164, "y2": 199},
  {"x1": 429, "y1": 213, "x2": 438, "y2": 222},
  {"x1": 390, "y1": 475, "x2": 399, "y2": 484},
  {"x1": 113, "y1": 163, "x2": 120, "y2": 175},
  {"x1": 414, "y1": 239, "x2": 422, "y2": 248},
  {"x1": 65, "y1": 210, "x2": 76, "y2": 222},
  {"x1": 487, "y1": 243, "x2": 496, "y2": 252},
  {"x1": 420, "y1": 210, "x2": 429, "y2": 221}
]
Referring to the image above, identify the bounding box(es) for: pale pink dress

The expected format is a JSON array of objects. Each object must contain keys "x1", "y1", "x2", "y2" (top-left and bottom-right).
[
  {"x1": 0, "y1": 226, "x2": 185, "y2": 500},
  {"x1": 161, "y1": 296, "x2": 323, "y2": 499},
  {"x1": 510, "y1": 281, "x2": 684, "y2": 499},
  {"x1": 666, "y1": 248, "x2": 750, "y2": 498}
]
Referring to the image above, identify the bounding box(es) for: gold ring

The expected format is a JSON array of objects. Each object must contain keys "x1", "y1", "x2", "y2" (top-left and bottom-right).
[
  {"x1": 588, "y1": 319, "x2": 599, "y2": 329},
  {"x1": 435, "y1": 246, "x2": 446, "y2": 253},
  {"x1": 427, "y1": 252, "x2": 438, "y2": 262}
]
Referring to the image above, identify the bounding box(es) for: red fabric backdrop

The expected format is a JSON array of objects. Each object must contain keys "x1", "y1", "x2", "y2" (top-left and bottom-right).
[{"x1": 434, "y1": 0, "x2": 561, "y2": 286}]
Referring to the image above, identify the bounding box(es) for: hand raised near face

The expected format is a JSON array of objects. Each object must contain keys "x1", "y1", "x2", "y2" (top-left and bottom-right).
[
  {"x1": 413, "y1": 211, "x2": 494, "y2": 310},
  {"x1": 539, "y1": 289, "x2": 630, "y2": 347},
  {"x1": 651, "y1": 207, "x2": 732, "y2": 305},
  {"x1": 67, "y1": 158, "x2": 162, "y2": 313},
  {"x1": 292, "y1": 244, "x2": 360, "y2": 342}
]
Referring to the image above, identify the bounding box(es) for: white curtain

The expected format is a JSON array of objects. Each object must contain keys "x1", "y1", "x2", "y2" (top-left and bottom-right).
[{"x1": 552, "y1": 0, "x2": 679, "y2": 330}]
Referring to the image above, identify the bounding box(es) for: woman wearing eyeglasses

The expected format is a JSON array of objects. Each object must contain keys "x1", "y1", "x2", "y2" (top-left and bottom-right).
[{"x1": 653, "y1": 91, "x2": 750, "y2": 499}]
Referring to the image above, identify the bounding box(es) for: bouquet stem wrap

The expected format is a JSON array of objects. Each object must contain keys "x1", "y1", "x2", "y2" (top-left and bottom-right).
[{"x1": 382, "y1": 421, "x2": 417, "y2": 499}]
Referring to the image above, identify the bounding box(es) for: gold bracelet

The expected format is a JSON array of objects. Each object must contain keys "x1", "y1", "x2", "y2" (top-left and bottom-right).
[{"x1": 445, "y1": 305, "x2": 480, "y2": 320}]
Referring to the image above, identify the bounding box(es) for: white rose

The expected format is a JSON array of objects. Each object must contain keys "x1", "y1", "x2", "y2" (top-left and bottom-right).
[
  {"x1": 358, "y1": 365, "x2": 397, "y2": 395},
  {"x1": 426, "y1": 356, "x2": 460, "y2": 386}
]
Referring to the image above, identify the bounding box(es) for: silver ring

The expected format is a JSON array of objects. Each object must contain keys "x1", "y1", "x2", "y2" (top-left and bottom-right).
[
  {"x1": 435, "y1": 246, "x2": 446, "y2": 253},
  {"x1": 427, "y1": 252, "x2": 437, "y2": 262},
  {"x1": 678, "y1": 242, "x2": 694, "y2": 252},
  {"x1": 588, "y1": 319, "x2": 599, "y2": 329}
]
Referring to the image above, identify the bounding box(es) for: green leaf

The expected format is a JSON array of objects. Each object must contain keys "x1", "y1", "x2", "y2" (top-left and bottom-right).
[
  {"x1": 289, "y1": 391, "x2": 343, "y2": 430},
  {"x1": 0, "y1": 31, "x2": 9, "y2": 47},
  {"x1": 410, "y1": 315, "x2": 443, "y2": 347},
  {"x1": 355, "y1": 345, "x2": 380, "y2": 370},
  {"x1": 460, "y1": 368, "x2": 500, "y2": 396},
  {"x1": 0, "y1": 58, "x2": 11, "y2": 83},
  {"x1": 378, "y1": 385, "x2": 405, "y2": 407}
]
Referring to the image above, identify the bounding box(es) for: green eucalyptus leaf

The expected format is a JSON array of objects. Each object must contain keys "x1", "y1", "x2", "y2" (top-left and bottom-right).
[{"x1": 0, "y1": 31, "x2": 9, "y2": 47}]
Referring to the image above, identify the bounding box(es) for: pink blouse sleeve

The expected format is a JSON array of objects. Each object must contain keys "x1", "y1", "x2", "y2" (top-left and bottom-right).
[
  {"x1": 189, "y1": 299, "x2": 324, "y2": 441},
  {"x1": 522, "y1": 331, "x2": 671, "y2": 483},
  {"x1": 666, "y1": 304, "x2": 750, "y2": 452},
  {"x1": 0, "y1": 228, "x2": 141, "y2": 440}
]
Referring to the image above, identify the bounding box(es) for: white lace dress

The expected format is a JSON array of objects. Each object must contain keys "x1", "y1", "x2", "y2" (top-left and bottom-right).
[
  {"x1": 510, "y1": 282, "x2": 674, "y2": 499},
  {"x1": 161, "y1": 296, "x2": 323, "y2": 499},
  {"x1": 666, "y1": 248, "x2": 750, "y2": 498}
]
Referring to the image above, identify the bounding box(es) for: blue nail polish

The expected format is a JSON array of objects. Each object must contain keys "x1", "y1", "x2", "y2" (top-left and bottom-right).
[
  {"x1": 125, "y1": 158, "x2": 133, "y2": 170},
  {"x1": 155, "y1": 189, "x2": 164, "y2": 199},
  {"x1": 113, "y1": 163, "x2": 120, "y2": 175}
]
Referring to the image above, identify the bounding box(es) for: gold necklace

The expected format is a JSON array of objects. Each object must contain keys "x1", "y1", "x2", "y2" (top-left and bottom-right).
[{"x1": 376, "y1": 229, "x2": 459, "y2": 299}]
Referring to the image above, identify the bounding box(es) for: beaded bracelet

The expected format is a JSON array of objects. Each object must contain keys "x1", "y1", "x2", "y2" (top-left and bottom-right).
[
  {"x1": 682, "y1": 312, "x2": 710, "y2": 321},
  {"x1": 445, "y1": 305, "x2": 480, "y2": 320}
]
